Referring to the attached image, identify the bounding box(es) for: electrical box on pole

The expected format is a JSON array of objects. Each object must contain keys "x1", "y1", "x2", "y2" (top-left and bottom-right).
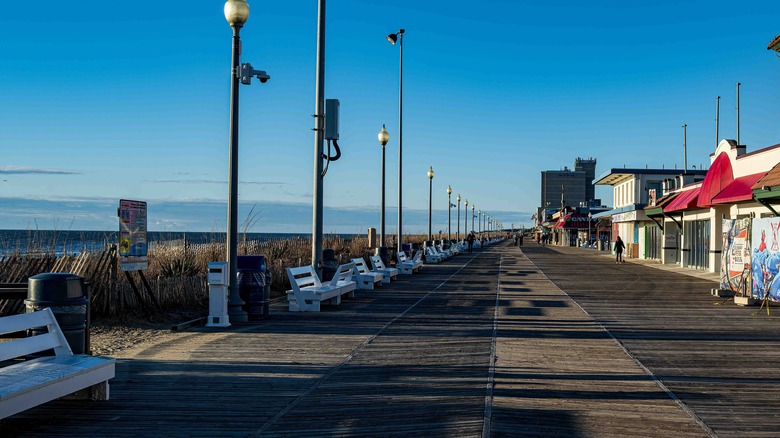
[{"x1": 325, "y1": 99, "x2": 340, "y2": 140}]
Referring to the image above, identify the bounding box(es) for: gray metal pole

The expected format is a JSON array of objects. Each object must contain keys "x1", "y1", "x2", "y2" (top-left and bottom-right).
[
  {"x1": 683, "y1": 123, "x2": 687, "y2": 172},
  {"x1": 736, "y1": 82, "x2": 741, "y2": 146},
  {"x1": 428, "y1": 177, "x2": 432, "y2": 240},
  {"x1": 380, "y1": 144, "x2": 386, "y2": 247},
  {"x1": 447, "y1": 192, "x2": 452, "y2": 241},
  {"x1": 397, "y1": 31, "x2": 404, "y2": 253},
  {"x1": 456, "y1": 200, "x2": 460, "y2": 241},
  {"x1": 312, "y1": 0, "x2": 326, "y2": 275},
  {"x1": 227, "y1": 26, "x2": 247, "y2": 323},
  {"x1": 716, "y1": 95, "x2": 720, "y2": 148}
]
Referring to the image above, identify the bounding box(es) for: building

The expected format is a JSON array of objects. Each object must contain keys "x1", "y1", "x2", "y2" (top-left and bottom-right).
[
  {"x1": 593, "y1": 167, "x2": 707, "y2": 259},
  {"x1": 575, "y1": 157, "x2": 597, "y2": 203},
  {"x1": 537, "y1": 157, "x2": 603, "y2": 245},
  {"x1": 540, "y1": 157, "x2": 598, "y2": 213},
  {"x1": 595, "y1": 139, "x2": 780, "y2": 274}
]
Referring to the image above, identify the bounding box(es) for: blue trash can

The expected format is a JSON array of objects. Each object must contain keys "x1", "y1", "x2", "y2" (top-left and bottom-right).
[{"x1": 237, "y1": 255, "x2": 269, "y2": 321}]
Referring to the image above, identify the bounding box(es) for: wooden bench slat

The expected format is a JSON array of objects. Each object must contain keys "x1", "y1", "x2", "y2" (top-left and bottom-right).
[
  {"x1": 0, "y1": 355, "x2": 114, "y2": 400},
  {"x1": 0, "y1": 310, "x2": 58, "y2": 336},
  {"x1": 0, "y1": 333, "x2": 63, "y2": 362}
]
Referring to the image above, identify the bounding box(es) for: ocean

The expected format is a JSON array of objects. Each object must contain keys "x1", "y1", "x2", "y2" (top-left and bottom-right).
[{"x1": 0, "y1": 230, "x2": 356, "y2": 256}]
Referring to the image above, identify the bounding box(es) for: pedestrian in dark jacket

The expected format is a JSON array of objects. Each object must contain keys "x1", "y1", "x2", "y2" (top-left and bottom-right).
[
  {"x1": 615, "y1": 236, "x2": 626, "y2": 264},
  {"x1": 466, "y1": 231, "x2": 476, "y2": 253}
]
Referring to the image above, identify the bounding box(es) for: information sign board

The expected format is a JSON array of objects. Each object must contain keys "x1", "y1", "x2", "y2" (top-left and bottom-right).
[{"x1": 118, "y1": 199, "x2": 148, "y2": 271}]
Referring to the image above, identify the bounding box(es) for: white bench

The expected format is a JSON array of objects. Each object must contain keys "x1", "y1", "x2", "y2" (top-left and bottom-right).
[
  {"x1": 0, "y1": 308, "x2": 115, "y2": 420},
  {"x1": 434, "y1": 244, "x2": 452, "y2": 259},
  {"x1": 369, "y1": 255, "x2": 398, "y2": 283},
  {"x1": 424, "y1": 246, "x2": 444, "y2": 263},
  {"x1": 351, "y1": 258, "x2": 384, "y2": 290},
  {"x1": 286, "y1": 262, "x2": 357, "y2": 312},
  {"x1": 397, "y1": 251, "x2": 423, "y2": 275}
]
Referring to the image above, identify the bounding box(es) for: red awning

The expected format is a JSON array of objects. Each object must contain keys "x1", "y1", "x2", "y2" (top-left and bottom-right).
[
  {"x1": 697, "y1": 152, "x2": 734, "y2": 207},
  {"x1": 555, "y1": 213, "x2": 571, "y2": 229},
  {"x1": 555, "y1": 213, "x2": 590, "y2": 229},
  {"x1": 664, "y1": 187, "x2": 703, "y2": 213},
  {"x1": 711, "y1": 172, "x2": 766, "y2": 204}
]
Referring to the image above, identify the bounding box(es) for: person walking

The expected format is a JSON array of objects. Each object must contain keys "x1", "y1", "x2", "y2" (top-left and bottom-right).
[
  {"x1": 466, "y1": 231, "x2": 475, "y2": 253},
  {"x1": 615, "y1": 236, "x2": 626, "y2": 264}
]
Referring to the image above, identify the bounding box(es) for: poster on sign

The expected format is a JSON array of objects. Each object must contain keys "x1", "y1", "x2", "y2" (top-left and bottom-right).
[
  {"x1": 118, "y1": 199, "x2": 148, "y2": 271},
  {"x1": 720, "y1": 218, "x2": 751, "y2": 295},
  {"x1": 751, "y1": 217, "x2": 780, "y2": 301}
]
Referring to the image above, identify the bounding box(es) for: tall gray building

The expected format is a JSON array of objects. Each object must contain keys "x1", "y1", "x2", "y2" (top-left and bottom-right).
[
  {"x1": 575, "y1": 157, "x2": 597, "y2": 203},
  {"x1": 540, "y1": 157, "x2": 597, "y2": 210}
]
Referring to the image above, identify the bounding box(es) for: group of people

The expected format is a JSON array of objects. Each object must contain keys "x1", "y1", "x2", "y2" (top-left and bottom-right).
[{"x1": 535, "y1": 234, "x2": 552, "y2": 245}]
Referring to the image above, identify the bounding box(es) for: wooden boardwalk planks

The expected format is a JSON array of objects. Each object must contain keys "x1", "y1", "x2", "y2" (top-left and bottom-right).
[
  {"x1": 490, "y1": 246, "x2": 707, "y2": 437},
  {"x1": 521, "y1": 244, "x2": 780, "y2": 437},
  {"x1": 3, "y1": 242, "x2": 776, "y2": 437}
]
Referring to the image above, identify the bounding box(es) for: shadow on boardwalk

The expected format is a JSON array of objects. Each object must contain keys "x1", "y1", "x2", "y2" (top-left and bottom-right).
[{"x1": 3, "y1": 242, "x2": 776, "y2": 436}]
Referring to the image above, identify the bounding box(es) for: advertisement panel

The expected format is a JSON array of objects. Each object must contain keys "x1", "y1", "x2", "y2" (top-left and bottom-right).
[
  {"x1": 751, "y1": 217, "x2": 780, "y2": 301},
  {"x1": 118, "y1": 199, "x2": 148, "y2": 271},
  {"x1": 720, "y1": 218, "x2": 751, "y2": 295}
]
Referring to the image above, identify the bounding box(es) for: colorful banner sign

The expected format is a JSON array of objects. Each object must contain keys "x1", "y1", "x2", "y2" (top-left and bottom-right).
[
  {"x1": 720, "y1": 218, "x2": 751, "y2": 295},
  {"x1": 751, "y1": 217, "x2": 780, "y2": 301},
  {"x1": 118, "y1": 199, "x2": 148, "y2": 271}
]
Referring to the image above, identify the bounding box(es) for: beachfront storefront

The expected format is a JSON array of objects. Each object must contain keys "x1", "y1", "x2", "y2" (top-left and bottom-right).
[
  {"x1": 593, "y1": 167, "x2": 706, "y2": 260},
  {"x1": 653, "y1": 140, "x2": 780, "y2": 273},
  {"x1": 554, "y1": 212, "x2": 591, "y2": 247}
]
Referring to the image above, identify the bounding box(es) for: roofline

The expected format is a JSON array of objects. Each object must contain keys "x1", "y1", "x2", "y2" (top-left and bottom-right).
[
  {"x1": 737, "y1": 143, "x2": 780, "y2": 160},
  {"x1": 769, "y1": 34, "x2": 780, "y2": 51},
  {"x1": 593, "y1": 168, "x2": 708, "y2": 185}
]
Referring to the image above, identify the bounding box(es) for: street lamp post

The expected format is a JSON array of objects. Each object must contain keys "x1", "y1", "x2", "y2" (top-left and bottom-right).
[
  {"x1": 224, "y1": 0, "x2": 251, "y2": 323},
  {"x1": 387, "y1": 28, "x2": 405, "y2": 253},
  {"x1": 464, "y1": 199, "x2": 468, "y2": 236},
  {"x1": 478, "y1": 209, "x2": 482, "y2": 236},
  {"x1": 456, "y1": 193, "x2": 461, "y2": 242},
  {"x1": 471, "y1": 204, "x2": 475, "y2": 233},
  {"x1": 378, "y1": 125, "x2": 389, "y2": 249},
  {"x1": 588, "y1": 212, "x2": 592, "y2": 249},
  {"x1": 427, "y1": 166, "x2": 434, "y2": 241},
  {"x1": 447, "y1": 185, "x2": 453, "y2": 242}
]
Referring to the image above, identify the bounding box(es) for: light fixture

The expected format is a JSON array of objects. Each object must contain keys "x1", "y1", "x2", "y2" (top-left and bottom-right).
[
  {"x1": 224, "y1": 0, "x2": 250, "y2": 27},
  {"x1": 378, "y1": 124, "x2": 389, "y2": 146}
]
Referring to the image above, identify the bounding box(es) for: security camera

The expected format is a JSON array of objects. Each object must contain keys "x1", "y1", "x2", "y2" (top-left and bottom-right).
[
  {"x1": 239, "y1": 63, "x2": 270, "y2": 85},
  {"x1": 256, "y1": 71, "x2": 270, "y2": 83}
]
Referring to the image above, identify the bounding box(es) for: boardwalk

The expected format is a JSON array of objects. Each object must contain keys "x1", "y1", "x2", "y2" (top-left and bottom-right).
[{"x1": 2, "y1": 241, "x2": 777, "y2": 437}]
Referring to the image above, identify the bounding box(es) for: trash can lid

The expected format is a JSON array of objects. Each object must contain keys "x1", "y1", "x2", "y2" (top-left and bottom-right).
[
  {"x1": 237, "y1": 255, "x2": 265, "y2": 271},
  {"x1": 27, "y1": 273, "x2": 86, "y2": 302}
]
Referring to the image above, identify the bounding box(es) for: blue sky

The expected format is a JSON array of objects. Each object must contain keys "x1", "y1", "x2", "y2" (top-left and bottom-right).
[{"x1": 1, "y1": 0, "x2": 779, "y2": 233}]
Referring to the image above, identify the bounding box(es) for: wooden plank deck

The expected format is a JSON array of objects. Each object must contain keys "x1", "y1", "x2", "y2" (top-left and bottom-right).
[
  {"x1": 520, "y1": 244, "x2": 780, "y2": 438},
  {"x1": 2, "y1": 242, "x2": 776, "y2": 436}
]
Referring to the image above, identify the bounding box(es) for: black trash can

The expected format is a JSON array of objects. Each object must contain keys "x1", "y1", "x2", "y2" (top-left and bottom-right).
[
  {"x1": 25, "y1": 273, "x2": 87, "y2": 354},
  {"x1": 263, "y1": 268, "x2": 272, "y2": 317},
  {"x1": 237, "y1": 255, "x2": 269, "y2": 321},
  {"x1": 375, "y1": 246, "x2": 389, "y2": 266},
  {"x1": 321, "y1": 248, "x2": 338, "y2": 282}
]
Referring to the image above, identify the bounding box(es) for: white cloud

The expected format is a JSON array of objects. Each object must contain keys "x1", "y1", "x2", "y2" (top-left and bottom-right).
[{"x1": 0, "y1": 166, "x2": 81, "y2": 175}]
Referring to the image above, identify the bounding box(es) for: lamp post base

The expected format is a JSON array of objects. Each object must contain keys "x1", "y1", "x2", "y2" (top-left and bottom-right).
[
  {"x1": 228, "y1": 301, "x2": 248, "y2": 323},
  {"x1": 375, "y1": 246, "x2": 389, "y2": 266}
]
